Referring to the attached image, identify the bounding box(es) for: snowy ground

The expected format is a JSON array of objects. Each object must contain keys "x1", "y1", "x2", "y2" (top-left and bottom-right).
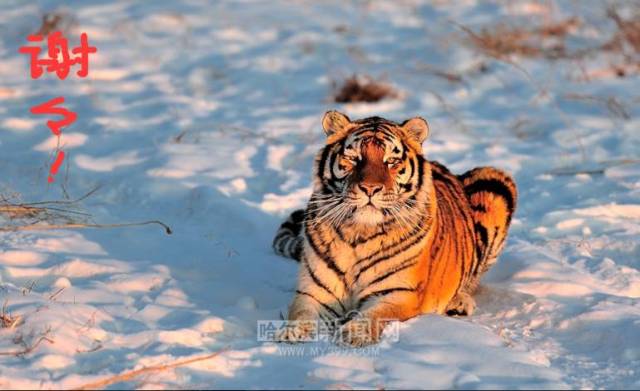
[{"x1": 1, "y1": 0, "x2": 639, "y2": 389}]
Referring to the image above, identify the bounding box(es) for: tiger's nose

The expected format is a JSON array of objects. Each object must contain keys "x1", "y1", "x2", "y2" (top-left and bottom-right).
[{"x1": 359, "y1": 183, "x2": 383, "y2": 197}]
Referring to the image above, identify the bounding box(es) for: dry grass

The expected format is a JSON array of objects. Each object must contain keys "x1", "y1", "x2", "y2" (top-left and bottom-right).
[
  {"x1": 0, "y1": 298, "x2": 51, "y2": 358},
  {"x1": 0, "y1": 336, "x2": 52, "y2": 357},
  {"x1": 1, "y1": 301, "x2": 21, "y2": 330},
  {"x1": 0, "y1": 187, "x2": 97, "y2": 228},
  {"x1": 332, "y1": 75, "x2": 398, "y2": 103},
  {"x1": 0, "y1": 303, "x2": 53, "y2": 357},
  {"x1": 0, "y1": 186, "x2": 172, "y2": 234},
  {"x1": 605, "y1": 8, "x2": 640, "y2": 54},
  {"x1": 597, "y1": 8, "x2": 640, "y2": 78},
  {"x1": 460, "y1": 6, "x2": 640, "y2": 78},
  {"x1": 459, "y1": 17, "x2": 581, "y2": 60}
]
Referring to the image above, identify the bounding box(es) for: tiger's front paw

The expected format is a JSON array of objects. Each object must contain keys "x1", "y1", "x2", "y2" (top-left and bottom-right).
[
  {"x1": 279, "y1": 319, "x2": 318, "y2": 344},
  {"x1": 337, "y1": 318, "x2": 379, "y2": 347}
]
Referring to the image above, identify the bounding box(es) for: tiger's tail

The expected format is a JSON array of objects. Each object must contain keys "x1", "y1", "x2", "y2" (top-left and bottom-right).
[
  {"x1": 459, "y1": 167, "x2": 517, "y2": 277},
  {"x1": 272, "y1": 209, "x2": 305, "y2": 261}
]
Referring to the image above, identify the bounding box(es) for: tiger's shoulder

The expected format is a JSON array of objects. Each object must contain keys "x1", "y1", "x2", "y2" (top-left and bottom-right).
[{"x1": 427, "y1": 160, "x2": 471, "y2": 207}]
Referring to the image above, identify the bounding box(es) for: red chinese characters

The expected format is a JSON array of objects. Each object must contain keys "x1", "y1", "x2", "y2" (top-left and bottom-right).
[
  {"x1": 19, "y1": 31, "x2": 96, "y2": 183},
  {"x1": 30, "y1": 96, "x2": 77, "y2": 136},
  {"x1": 19, "y1": 31, "x2": 97, "y2": 80},
  {"x1": 30, "y1": 97, "x2": 76, "y2": 183}
]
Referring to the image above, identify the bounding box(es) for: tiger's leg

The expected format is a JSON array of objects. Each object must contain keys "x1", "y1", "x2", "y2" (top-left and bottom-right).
[
  {"x1": 281, "y1": 292, "x2": 323, "y2": 343},
  {"x1": 272, "y1": 209, "x2": 305, "y2": 261},
  {"x1": 459, "y1": 166, "x2": 517, "y2": 293},
  {"x1": 338, "y1": 291, "x2": 421, "y2": 347},
  {"x1": 283, "y1": 255, "x2": 348, "y2": 343},
  {"x1": 445, "y1": 291, "x2": 476, "y2": 316}
]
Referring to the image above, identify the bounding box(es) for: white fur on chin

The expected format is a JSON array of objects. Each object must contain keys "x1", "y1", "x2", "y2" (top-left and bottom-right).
[{"x1": 352, "y1": 206, "x2": 384, "y2": 225}]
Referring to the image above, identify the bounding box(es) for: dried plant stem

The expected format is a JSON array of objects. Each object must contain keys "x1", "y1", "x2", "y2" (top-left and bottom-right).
[
  {"x1": 0, "y1": 186, "x2": 171, "y2": 234},
  {"x1": 451, "y1": 20, "x2": 536, "y2": 84},
  {"x1": 548, "y1": 168, "x2": 606, "y2": 176},
  {"x1": 0, "y1": 206, "x2": 38, "y2": 213},
  {"x1": 547, "y1": 158, "x2": 640, "y2": 176},
  {"x1": 0, "y1": 220, "x2": 172, "y2": 235},
  {"x1": 0, "y1": 313, "x2": 21, "y2": 329},
  {"x1": 74, "y1": 349, "x2": 227, "y2": 390},
  {"x1": 48, "y1": 287, "x2": 65, "y2": 301},
  {"x1": 0, "y1": 335, "x2": 52, "y2": 356},
  {"x1": 27, "y1": 185, "x2": 102, "y2": 206}
]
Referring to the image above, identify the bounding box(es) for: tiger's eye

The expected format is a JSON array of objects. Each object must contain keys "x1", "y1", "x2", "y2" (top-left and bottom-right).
[{"x1": 340, "y1": 155, "x2": 357, "y2": 168}]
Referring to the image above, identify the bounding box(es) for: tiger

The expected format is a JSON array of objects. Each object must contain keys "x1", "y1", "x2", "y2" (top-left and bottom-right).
[{"x1": 272, "y1": 111, "x2": 517, "y2": 346}]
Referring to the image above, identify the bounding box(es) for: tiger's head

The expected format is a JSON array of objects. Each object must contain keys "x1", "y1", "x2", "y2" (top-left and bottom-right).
[{"x1": 310, "y1": 110, "x2": 431, "y2": 228}]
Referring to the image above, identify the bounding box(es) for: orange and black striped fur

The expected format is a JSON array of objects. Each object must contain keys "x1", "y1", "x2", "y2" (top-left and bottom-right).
[{"x1": 272, "y1": 111, "x2": 517, "y2": 346}]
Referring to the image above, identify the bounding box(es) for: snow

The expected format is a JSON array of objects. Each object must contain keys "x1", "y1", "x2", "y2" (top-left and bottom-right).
[{"x1": 1, "y1": 0, "x2": 639, "y2": 389}]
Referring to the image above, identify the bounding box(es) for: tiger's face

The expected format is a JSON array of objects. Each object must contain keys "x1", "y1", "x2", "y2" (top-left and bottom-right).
[{"x1": 311, "y1": 111, "x2": 430, "y2": 227}]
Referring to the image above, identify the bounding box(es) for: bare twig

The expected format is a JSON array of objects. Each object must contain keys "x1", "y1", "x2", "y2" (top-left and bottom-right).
[
  {"x1": 0, "y1": 185, "x2": 171, "y2": 234},
  {"x1": 22, "y1": 281, "x2": 36, "y2": 296},
  {"x1": 74, "y1": 349, "x2": 227, "y2": 390},
  {"x1": 26, "y1": 185, "x2": 102, "y2": 206},
  {"x1": 173, "y1": 129, "x2": 189, "y2": 144},
  {"x1": 48, "y1": 287, "x2": 66, "y2": 301},
  {"x1": 76, "y1": 342, "x2": 103, "y2": 354},
  {"x1": 0, "y1": 205, "x2": 89, "y2": 218},
  {"x1": 0, "y1": 334, "x2": 52, "y2": 356},
  {"x1": 546, "y1": 158, "x2": 640, "y2": 176},
  {"x1": 548, "y1": 168, "x2": 606, "y2": 176},
  {"x1": 0, "y1": 186, "x2": 99, "y2": 221},
  {"x1": 0, "y1": 220, "x2": 172, "y2": 235}
]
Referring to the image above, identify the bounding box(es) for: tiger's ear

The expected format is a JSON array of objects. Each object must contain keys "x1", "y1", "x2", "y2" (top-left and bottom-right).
[
  {"x1": 401, "y1": 117, "x2": 429, "y2": 145},
  {"x1": 322, "y1": 110, "x2": 351, "y2": 138}
]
